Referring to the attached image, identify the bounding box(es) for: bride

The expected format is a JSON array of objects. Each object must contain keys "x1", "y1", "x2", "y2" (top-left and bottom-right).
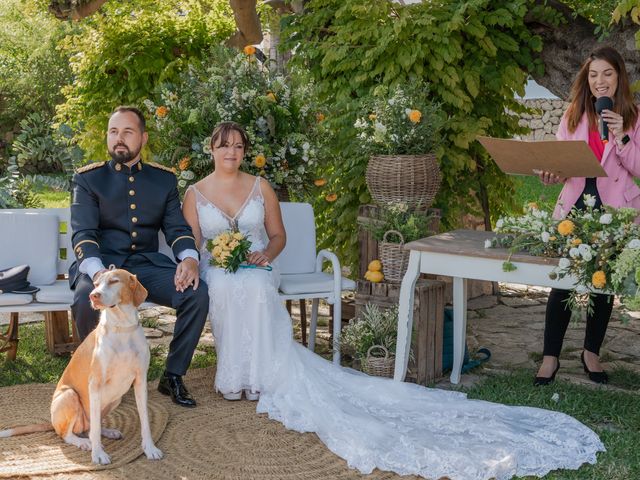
[{"x1": 182, "y1": 122, "x2": 604, "y2": 480}]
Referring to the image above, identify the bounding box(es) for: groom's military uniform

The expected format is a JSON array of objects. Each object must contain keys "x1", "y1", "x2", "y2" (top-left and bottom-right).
[{"x1": 69, "y1": 159, "x2": 208, "y2": 377}]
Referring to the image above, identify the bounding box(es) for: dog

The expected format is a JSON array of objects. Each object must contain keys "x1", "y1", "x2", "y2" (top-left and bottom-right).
[{"x1": 0, "y1": 268, "x2": 163, "y2": 465}]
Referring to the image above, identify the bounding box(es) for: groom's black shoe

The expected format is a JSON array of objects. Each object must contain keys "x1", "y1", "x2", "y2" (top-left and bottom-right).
[{"x1": 158, "y1": 372, "x2": 197, "y2": 407}]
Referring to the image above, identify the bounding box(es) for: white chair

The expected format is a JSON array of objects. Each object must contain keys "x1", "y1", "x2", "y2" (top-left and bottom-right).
[{"x1": 278, "y1": 202, "x2": 356, "y2": 364}]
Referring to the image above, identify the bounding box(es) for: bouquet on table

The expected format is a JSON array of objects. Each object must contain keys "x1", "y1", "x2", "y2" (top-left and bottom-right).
[
  {"x1": 486, "y1": 195, "x2": 640, "y2": 316},
  {"x1": 207, "y1": 230, "x2": 271, "y2": 273}
]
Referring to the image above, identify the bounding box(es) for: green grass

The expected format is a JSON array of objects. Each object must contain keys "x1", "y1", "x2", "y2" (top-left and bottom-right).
[
  {"x1": 512, "y1": 175, "x2": 563, "y2": 209},
  {"x1": 34, "y1": 189, "x2": 70, "y2": 208},
  {"x1": 463, "y1": 369, "x2": 640, "y2": 479},
  {"x1": 0, "y1": 322, "x2": 216, "y2": 386}
]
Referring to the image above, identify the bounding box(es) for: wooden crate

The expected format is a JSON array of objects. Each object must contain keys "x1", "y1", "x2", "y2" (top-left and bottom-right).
[{"x1": 355, "y1": 279, "x2": 445, "y2": 385}]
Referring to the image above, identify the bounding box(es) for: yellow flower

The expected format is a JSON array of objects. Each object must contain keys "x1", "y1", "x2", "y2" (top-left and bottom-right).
[
  {"x1": 325, "y1": 193, "x2": 338, "y2": 202},
  {"x1": 408, "y1": 109, "x2": 422, "y2": 123},
  {"x1": 314, "y1": 178, "x2": 327, "y2": 187},
  {"x1": 233, "y1": 232, "x2": 244, "y2": 240},
  {"x1": 368, "y1": 113, "x2": 377, "y2": 120},
  {"x1": 527, "y1": 202, "x2": 539, "y2": 210},
  {"x1": 316, "y1": 112, "x2": 325, "y2": 122},
  {"x1": 254, "y1": 154, "x2": 266, "y2": 168},
  {"x1": 178, "y1": 156, "x2": 191, "y2": 171},
  {"x1": 557, "y1": 220, "x2": 575, "y2": 236},
  {"x1": 592, "y1": 270, "x2": 606, "y2": 289},
  {"x1": 243, "y1": 45, "x2": 256, "y2": 55},
  {"x1": 212, "y1": 245, "x2": 223, "y2": 257},
  {"x1": 266, "y1": 92, "x2": 277, "y2": 102},
  {"x1": 155, "y1": 106, "x2": 168, "y2": 118},
  {"x1": 259, "y1": 169, "x2": 266, "y2": 176},
  {"x1": 571, "y1": 238, "x2": 582, "y2": 246},
  {"x1": 229, "y1": 239, "x2": 239, "y2": 250}
]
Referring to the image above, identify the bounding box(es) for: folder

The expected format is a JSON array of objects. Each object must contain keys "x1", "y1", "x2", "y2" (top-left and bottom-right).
[{"x1": 477, "y1": 136, "x2": 607, "y2": 178}]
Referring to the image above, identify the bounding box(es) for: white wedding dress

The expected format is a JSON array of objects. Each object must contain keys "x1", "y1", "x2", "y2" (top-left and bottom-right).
[{"x1": 190, "y1": 179, "x2": 604, "y2": 480}]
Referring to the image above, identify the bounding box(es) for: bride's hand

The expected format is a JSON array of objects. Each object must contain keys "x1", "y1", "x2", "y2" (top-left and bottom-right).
[{"x1": 247, "y1": 251, "x2": 270, "y2": 267}]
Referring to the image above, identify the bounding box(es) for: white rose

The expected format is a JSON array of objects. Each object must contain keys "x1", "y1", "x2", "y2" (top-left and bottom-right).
[
  {"x1": 628, "y1": 239, "x2": 640, "y2": 249},
  {"x1": 599, "y1": 213, "x2": 613, "y2": 224},
  {"x1": 569, "y1": 247, "x2": 580, "y2": 258},
  {"x1": 558, "y1": 258, "x2": 571, "y2": 269},
  {"x1": 178, "y1": 179, "x2": 187, "y2": 188},
  {"x1": 495, "y1": 219, "x2": 504, "y2": 229},
  {"x1": 582, "y1": 251, "x2": 593, "y2": 261},
  {"x1": 584, "y1": 194, "x2": 597, "y2": 208},
  {"x1": 578, "y1": 243, "x2": 591, "y2": 255},
  {"x1": 541, "y1": 232, "x2": 550, "y2": 243}
]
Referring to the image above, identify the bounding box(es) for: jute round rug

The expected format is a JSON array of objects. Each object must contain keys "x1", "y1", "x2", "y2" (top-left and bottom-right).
[
  {"x1": 0, "y1": 382, "x2": 169, "y2": 478},
  {"x1": 1, "y1": 368, "x2": 416, "y2": 480}
]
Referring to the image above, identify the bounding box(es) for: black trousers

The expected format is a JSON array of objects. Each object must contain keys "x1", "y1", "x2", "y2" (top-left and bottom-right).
[
  {"x1": 543, "y1": 178, "x2": 612, "y2": 357},
  {"x1": 71, "y1": 255, "x2": 209, "y2": 376}
]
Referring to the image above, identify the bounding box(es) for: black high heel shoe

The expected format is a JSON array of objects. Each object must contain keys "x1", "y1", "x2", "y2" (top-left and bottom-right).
[
  {"x1": 580, "y1": 351, "x2": 608, "y2": 384},
  {"x1": 533, "y1": 360, "x2": 560, "y2": 386}
]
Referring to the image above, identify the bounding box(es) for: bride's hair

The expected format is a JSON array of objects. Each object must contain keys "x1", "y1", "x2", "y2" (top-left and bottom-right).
[{"x1": 210, "y1": 122, "x2": 250, "y2": 151}]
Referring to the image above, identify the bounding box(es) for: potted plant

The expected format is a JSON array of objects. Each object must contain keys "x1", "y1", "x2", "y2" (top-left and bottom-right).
[
  {"x1": 340, "y1": 303, "x2": 403, "y2": 377},
  {"x1": 362, "y1": 202, "x2": 436, "y2": 281},
  {"x1": 355, "y1": 82, "x2": 444, "y2": 210}
]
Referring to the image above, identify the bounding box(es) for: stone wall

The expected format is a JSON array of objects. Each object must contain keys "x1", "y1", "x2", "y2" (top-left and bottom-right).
[{"x1": 517, "y1": 98, "x2": 568, "y2": 141}]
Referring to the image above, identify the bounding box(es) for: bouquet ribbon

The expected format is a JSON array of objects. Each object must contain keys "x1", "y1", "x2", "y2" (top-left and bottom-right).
[{"x1": 239, "y1": 263, "x2": 273, "y2": 271}]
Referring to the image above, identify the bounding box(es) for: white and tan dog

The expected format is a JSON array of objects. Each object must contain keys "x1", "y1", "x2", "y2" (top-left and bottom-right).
[{"x1": 0, "y1": 268, "x2": 163, "y2": 465}]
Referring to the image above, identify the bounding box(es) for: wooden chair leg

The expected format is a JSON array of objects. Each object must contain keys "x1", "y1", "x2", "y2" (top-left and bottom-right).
[
  {"x1": 1, "y1": 312, "x2": 20, "y2": 361},
  {"x1": 299, "y1": 299, "x2": 307, "y2": 347},
  {"x1": 328, "y1": 304, "x2": 334, "y2": 343}
]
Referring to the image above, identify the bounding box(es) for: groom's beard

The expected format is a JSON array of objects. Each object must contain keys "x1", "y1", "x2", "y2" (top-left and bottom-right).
[{"x1": 108, "y1": 143, "x2": 141, "y2": 164}]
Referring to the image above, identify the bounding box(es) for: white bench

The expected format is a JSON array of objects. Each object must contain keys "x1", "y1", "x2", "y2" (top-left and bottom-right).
[{"x1": 0, "y1": 205, "x2": 355, "y2": 361}]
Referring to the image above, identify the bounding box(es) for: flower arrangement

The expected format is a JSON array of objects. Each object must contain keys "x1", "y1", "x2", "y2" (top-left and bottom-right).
[
  {"x1": 144, "y1": 46, "x2": 319, "y2": 195},
  {"x1": 362, "y1": 202, "x2": 435, "y2": 244},
  {"x1": 207, "y1": 230, "x2": 252, "y2": 273},
  {"x1": 354, "y1": 83, "x2": 444, "y2": 156},
  {"x1": 487, "y1": 195, "x2": 640, "y2": 315},
  {"x1": 340, "y1": 303, "x2": 400, "y2": 360}
]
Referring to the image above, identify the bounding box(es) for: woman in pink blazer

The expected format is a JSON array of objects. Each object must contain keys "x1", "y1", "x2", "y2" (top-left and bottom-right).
[{"x1": 535, "y1": 46, "x2": 639, "y2": 386}]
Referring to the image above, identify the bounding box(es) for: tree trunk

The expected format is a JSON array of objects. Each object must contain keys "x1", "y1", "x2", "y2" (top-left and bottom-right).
[
  {"x1": 225, "y1": 0, "x2": 263, "y2": 48},
  {"x1": 49, "y1": 0, "x2": 108, "y2": 20}
]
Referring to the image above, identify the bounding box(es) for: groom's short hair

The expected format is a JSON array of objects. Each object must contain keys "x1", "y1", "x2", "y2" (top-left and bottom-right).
[{"x1": 110, "y1": 106, "x2": 146, "y2": 132}]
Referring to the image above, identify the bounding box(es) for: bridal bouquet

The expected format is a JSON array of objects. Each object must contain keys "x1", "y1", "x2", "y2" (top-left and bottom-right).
[
  {"x1": 487, "y1": 195, "x2": 640, "y2": 315},
  {"x1": 207, "y1": 230, "x2": 272, "y2": 273}
]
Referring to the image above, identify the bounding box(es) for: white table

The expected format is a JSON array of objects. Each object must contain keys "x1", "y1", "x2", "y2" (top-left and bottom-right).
[{"x1": 393, "y1": 230, "x2": 577, "y2": 384}]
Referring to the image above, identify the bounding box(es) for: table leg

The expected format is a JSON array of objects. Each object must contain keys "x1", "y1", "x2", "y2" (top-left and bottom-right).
[
  {"x1": 450, "y1": 276, "x2": 468, "y2": 384},
  {"x1": 393, "y1": 250, "x2": 421, "y2": 381}
]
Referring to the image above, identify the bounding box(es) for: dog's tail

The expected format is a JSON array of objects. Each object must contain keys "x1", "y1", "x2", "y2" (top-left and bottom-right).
[{"x1": 0, "y1": 424, "x2": 53, "y2": 437}]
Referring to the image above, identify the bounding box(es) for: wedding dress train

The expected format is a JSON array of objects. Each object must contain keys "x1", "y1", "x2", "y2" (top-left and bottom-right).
[{"x1": 190, "y1": 181, "x2": 604, "y2": 480}]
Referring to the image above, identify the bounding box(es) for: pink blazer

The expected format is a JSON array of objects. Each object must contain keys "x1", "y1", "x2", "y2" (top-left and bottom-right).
[{"x1": 553, "y1": 111, "x2": 640, "y2": 220}]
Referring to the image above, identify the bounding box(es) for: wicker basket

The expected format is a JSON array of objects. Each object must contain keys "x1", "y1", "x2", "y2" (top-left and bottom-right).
[
  {"x1": 378, "y1": 230, "x2": 409, "y2": 282},
  {"x1": 366, "y1": 154, "x2": 441, "y2": 210},
  {"x1": 361, "y1": 345, "x2": 395, "y2": 377}
]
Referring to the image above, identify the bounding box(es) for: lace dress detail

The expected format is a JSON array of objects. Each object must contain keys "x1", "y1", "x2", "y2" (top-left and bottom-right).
[{"x1": 193, "y1": 182, "x2": 605, "y2": 480}]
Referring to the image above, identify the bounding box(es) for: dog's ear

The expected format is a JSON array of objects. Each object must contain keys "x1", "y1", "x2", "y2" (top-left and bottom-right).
[{"x1": 130, "y1": 274, "x2": 148, "y2": 307}]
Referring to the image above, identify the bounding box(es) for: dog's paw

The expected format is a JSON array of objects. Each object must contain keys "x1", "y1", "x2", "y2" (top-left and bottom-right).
[
  {"x1": 91, "y1": 448, "x2": 111, "y2": 465},
  {"x1": 143, "y1": 443, "x2": 164, "y2": 460},
  {"x1": 101, "y1": 427, "x2": 123, "y2": 439}
]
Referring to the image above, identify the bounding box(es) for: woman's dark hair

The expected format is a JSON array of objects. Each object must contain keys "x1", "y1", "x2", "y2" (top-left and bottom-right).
[
  {"x1": 210, "y1": 122, "x2": 250, "y2": 151},
  {"x1": 566, "y1": 46, "x2": 637, "y2": 133}
]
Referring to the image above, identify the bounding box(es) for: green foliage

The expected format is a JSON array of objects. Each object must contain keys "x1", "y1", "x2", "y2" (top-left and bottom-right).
[
  {"x1": 10, "y1": 113, "x2": 82, "y2": 175},
  {"x1": 282, "y1": 0, "x2": 552, "y2": 271},
  {"x1": 145, "y1": 46, "x2": 320, "y2": 195},
  {"x1": 0, "y1": 160, "x2": 43, "y2": 208},
  {"x1": 361, "y1": 202, "x2": 435, "y2": 244},
  {"x1": 0, "y1": 0, "x2": 74, "y2": 133},
  {"x1": 340, "y1": 303, "x2": 399, "y2": 359},
  {"x1": 57, "y1": 0, "x2": 236, "y2": 161}
]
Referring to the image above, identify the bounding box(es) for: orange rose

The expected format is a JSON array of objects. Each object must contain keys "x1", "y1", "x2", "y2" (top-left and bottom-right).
[
  {"x1": 155, "y1": 106, "x2": 168, "y2": 118},
  {"x1": 316, "y1": 112, "x2": 325, "y2": 122},
  {"x1": 266, "y1": 92, "x2": 276, "y2": 102},
  {"x1": 557, "y1": 220, "x2": 575, "y2": 236},
  {"x1": 407, "y1": 109, "x2": 422, "y2": 123},
  {"x1": 592, "y1": 270, "x2": 606, "y2": 289},
  {"x1": 243, "y1": 45, "x2": 256, "y2": 55},
  {"x1": 254, "y1": 154, "x2": 266, "y2": 168},
  {"x1": 325, "y1": 193, "x2": 338, "y2": 202},
  {"x1": 314, "y1": 178, "x2": 327, "y2": 187},
  {"x1": 178, "y1": 156, "x2": 191, "y2": 171}
]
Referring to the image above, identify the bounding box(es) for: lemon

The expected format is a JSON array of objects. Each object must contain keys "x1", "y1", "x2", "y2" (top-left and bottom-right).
[
  {"x1": 367, "y1": 270, "x2": 384, "y2": 283},
  {"x1": 367, "y1": 260, "x2": 382, "y2": 272}
]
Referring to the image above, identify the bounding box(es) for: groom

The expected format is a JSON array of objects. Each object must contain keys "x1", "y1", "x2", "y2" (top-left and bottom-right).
[{"x1": 68, "y1": 106, "x2": 209, "y2": 408}]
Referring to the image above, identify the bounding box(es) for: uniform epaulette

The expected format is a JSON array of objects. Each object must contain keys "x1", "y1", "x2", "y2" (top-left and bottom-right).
[
  {"x1": 76, "y1": 162, "x2": 106, "y2": 174},
  {"x1": 146, "y1": 162, "x2": 177, "y2": 174}
]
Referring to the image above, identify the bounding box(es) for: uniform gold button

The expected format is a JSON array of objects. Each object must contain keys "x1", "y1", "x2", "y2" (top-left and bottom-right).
[
  {"x1": 132, "y1": 217, "x2": 138, "y2": 223},
  {"x1": 132, "y1": 231, "x2": 138, "y2": 238},
  {"x1": 115, "y1": 163, "x2": 122, "y2": 171},
  {"x1": 131, "y1": 244, "x2": 137, "y2": 250},
  {"x1": 129, "y1": 190, "x2": 135, "y2": 196},
  {"x1": 129, "y1": 176, "x2": 134, "y2": 182},
  {"x1": 130, "y1": 204, "x2": 136, "y2": 210}
]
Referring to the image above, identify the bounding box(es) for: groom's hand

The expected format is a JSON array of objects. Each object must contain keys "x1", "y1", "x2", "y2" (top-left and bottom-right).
[{"x1": 175, "y1": 257, "x2": 200, "y2": 292}]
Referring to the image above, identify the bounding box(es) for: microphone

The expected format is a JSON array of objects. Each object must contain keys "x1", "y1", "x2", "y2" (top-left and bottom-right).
[{"x1": 595, "y1": 96, "x2": 613, "y2": 143}]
